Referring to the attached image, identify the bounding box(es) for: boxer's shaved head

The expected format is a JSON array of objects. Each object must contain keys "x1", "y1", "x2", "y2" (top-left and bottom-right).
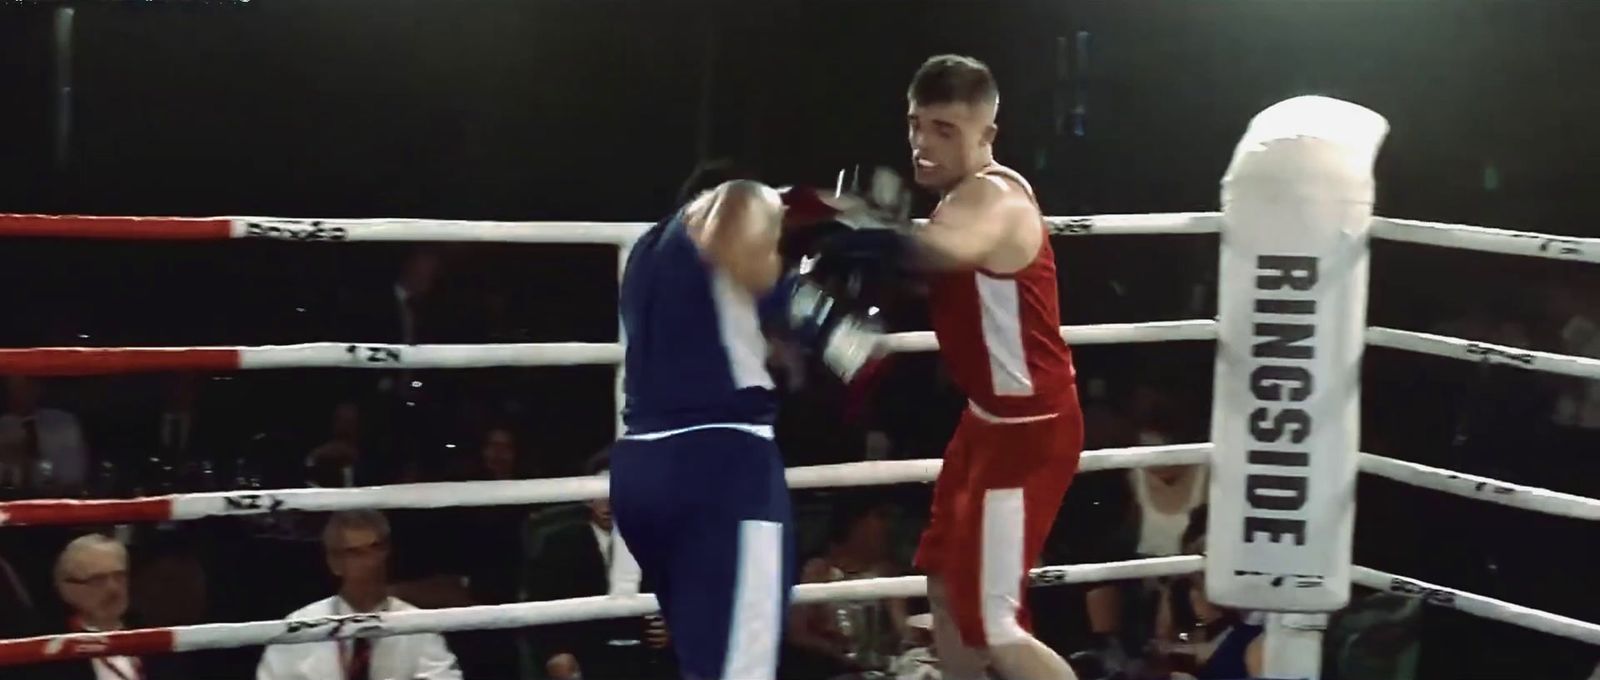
[{"x1": 906, "y1": 55, "x2": 999, "y2": 191}]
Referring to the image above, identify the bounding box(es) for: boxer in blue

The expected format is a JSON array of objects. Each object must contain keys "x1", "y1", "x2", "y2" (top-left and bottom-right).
[{"x1": 611, "y1": 176, "x2": 883, "y2": 680}]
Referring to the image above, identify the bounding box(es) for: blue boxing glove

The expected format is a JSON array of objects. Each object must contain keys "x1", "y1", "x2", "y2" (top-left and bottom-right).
[{"x1": 760, "y1": 274, "x2": 883, "y2": 382}]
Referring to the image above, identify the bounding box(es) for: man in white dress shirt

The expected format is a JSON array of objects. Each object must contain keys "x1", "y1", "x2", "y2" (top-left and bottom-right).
[{"x1": 257, "y1": 511, "x2": 461, "y2": 680}]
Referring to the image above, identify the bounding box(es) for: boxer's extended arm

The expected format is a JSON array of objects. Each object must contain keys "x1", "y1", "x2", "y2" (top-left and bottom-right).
[
  {"x1": 913, "y1": 175, "x2": 1015, "y2": 270},
  {"x1": 695, "y1": 180, "x2": 785, "y2": 295}
]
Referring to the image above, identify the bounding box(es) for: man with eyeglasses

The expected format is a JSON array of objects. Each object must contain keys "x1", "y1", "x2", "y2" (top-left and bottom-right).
[
  {"x1": 36, "y1": 533, "x2": 177, "y2": 680},
  {"x1": 258, "y1": 510, "x2": 461, "y2": 680}
]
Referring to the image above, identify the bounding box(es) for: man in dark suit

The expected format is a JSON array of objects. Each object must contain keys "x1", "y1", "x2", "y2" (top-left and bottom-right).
[
  {"x1": 530, "y1": 452, "x2": 675, "y2": 680},
  {"x1": 333, "y1": 247, "x2": 468, "y2": 482},
  {"x1": 0, "y1": 550, "x2": 35, "y2": 641}
]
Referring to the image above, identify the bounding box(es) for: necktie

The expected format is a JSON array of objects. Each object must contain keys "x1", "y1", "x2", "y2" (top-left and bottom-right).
[
  {"x1": 346, "y1": 637, "x2": 372, "y2": 680},
  {"x1": 21, "y1": 417, "x2": 40, "y2": 488}
]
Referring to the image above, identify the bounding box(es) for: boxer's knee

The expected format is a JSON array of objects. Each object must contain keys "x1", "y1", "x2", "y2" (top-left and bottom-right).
[{"x1": 930, "y1": 578, "x2": 991, "y2": 679}]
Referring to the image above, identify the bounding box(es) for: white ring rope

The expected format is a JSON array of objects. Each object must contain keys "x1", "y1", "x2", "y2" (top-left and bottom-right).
[
  {"x1": 0, "y1": 444, "x2": 1211, "y2": 527},
  {"x1": 10, "y1": 213, "x2": 1597, "y2": 268},
  {"x1": 1360, "y1": 453, "x2": 1600, "y2": 522},
  {"x1": 1372, "y1": 216, "x2": 1600, "y2": 264},
  {"x1": 11, "y1": 555, "x2": 1600, "y2": 664},
  {"x1": 878, "y1": 319, "x2": 1217, "y2": 354},
  {"x1": 16, "y1": 323, "x2": 1599, "y2": 390},
  {"x1": 237, "y1": 218, "x2": 651, "y2": 246},
  {"x1": 0, "y1": 557, "x2": 1203, "y2": 664},
  {"x1": 1367, "y1": 326, "x2": 1600, "y2": 381},
  {"x1": 242, "y1": 342, "x2": 625, "y2": 369},
  {"x1": 8, "y1": 443, "x2": 1599, "y2": 536},
  {"x1": 1355, "y1": 567, "x2": 1600, "y2": 647}
]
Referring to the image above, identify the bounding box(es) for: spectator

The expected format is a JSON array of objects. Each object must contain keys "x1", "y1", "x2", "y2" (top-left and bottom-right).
[
  {"x1": 0, "y1": 376, "x2": 90, "y2": 495},
  {"x1": 153, "y1": 373, "x2": 203, "y2": 466},
  {"x1": 337, "y1": 247, "x2": 443, "y2": 347},
  {"x1": 32, "y1": 533, "x2": 186, "y2": 680},
  {"x1": 390, "y1": 424, "x2": 531, "y2": 679},
  {"x1": 305, "y1": 401, "x2": 366, "y2": 488},
  {"x1": 887, "y1": 613, "x2": 939, "y2": 680},
  {"x1": 257, "y1": 511, "x2": 461, "y2": 680},
  {"x1": 0, "y1": 550, "x2": 34, "y2": 640},
  {"x1": 1152, "y1": 506, "x2": 1263, "y2": 680},
  {"x1": 452, "y1": 424, "x2": 520, "y2": 482},
  {"x1": 786, "y1": 497, "x2": 910, "y2": 678},
  {"x1": 1075, "y1": 422, "x2": 1205, "y2": 673},
  {"x1": 531, "y1": 451, "x2": 673, "y2": 680},
  {"x1": 132, "y1": 372, "x2": 236, "y2": 494}
]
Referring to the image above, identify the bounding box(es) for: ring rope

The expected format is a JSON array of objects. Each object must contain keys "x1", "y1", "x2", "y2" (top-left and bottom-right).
[
  {"x1": 8, "y1": 555, "x2": 1599, "y2": 667},
  {"x1": 1367, "y1": 326, "x2": 1600, "y2": 380},
  {"x1": 0, "y1": 213, "x2": 1221, "y2": 243},
  {"x1": 1354, "y1": 567, "x2": 1600, "y2": 646},
  {"x1": 6, "y1": 323, "x2": 1597, "y2": 384},
  {"x1": 0, "y1": 444, "x2": 1210, "y2": 527},
  {"x1": 1360, "y1": 452, "x2": 1600, "y2": 521},
  {"x1": 0, "y1": 556, "x2": 1204, "y2": 667},
  {"x1": 0, "y1": 322, "x2": 1214, "y2": 377},
  {"x1": 5, "y1": 446, "x2": 1597, "y2": 531},
  {"x1": 1372, "y1": 216, "x2": 1600, "y2": 264},
  {"x1": 3, "y1": 212, "x2": 1596, "y2": 266}
]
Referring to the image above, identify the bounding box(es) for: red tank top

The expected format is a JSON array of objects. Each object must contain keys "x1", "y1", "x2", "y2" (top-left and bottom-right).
[{"x1": 927, "y1": 164, "x2": 1078, "y2": 419}]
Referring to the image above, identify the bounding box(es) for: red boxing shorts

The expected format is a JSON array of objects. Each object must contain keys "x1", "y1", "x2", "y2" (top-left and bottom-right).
[{"x1": 913, "y1": 403, "x2": 1084, "y2": 648}]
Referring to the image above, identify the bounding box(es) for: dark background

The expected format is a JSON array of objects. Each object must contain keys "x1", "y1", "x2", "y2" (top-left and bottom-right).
[{"x1": 2, "y1": 0, "x2": 1599, "y2": 678}]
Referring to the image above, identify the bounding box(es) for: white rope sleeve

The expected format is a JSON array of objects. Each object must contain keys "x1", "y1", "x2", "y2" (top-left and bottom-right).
[
  {"x1": 171, "y1": 556, "x2": 1202, "y2": 654},
  {"x1": 879, "y1": 320, "x2": 1217, "y2": 353},
  {"x1": 23, "y1": 445, "x2": 1600, "y2": 530},
  {"x1": 785, "y1": 443, "x2": 1209, "y2": 490},
  {"x1": 1360, "y1": 453, "x2": 1600, "y2": 521},
  {"x1": 232, "y1": 213, "x2": 1222, "y2": 244},
  {"x1": 231, "y1": 218, "x2": 650, "y2": 245},
  {"x1": 1042, "y1": 212, "x2": 1223, "y2": 237},
  {"x1": 1366, "y1": 326, "x2": 1600, "y2": 381},
  {"x1": 0, "y1": 556, "x2": 1201, "y2": 663},
  {"x1": 163, "y1": 444, "x2": 1208, "y2": 521},
  {"x1": 237, "y1": 342, "x2": 624, "y2": 370},
  {"x1": 47, "y1": 320, "x2": 1211, "y2": 374},
  {"x1": 1372, "y1": 217, "x2": 1600, "y2": 265},
  {"x1": 1354, "y1": 567, "x2": 1600, "y2": 646}
]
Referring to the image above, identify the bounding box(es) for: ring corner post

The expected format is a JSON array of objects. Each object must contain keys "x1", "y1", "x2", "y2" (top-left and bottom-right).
[{"x1": 1205, "y1": 95, "x2": 1389, "y2": 680}]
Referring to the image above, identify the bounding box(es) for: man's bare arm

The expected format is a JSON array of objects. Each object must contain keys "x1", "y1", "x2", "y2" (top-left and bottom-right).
[
  {"x1": 695, "y1": 180, "x2": 785, "y2": 294},
  {"x1": 911, "y1": 175, "x2": 1014, "y2": 270}
]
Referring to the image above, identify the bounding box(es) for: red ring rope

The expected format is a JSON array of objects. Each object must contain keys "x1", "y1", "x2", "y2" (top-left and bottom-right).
[
  {"x1": 0, "y1": 215, "x2": 231, "y2": 240},
  {"x1": 0, "y1": 348, "x2": 239, "y2": 376}
]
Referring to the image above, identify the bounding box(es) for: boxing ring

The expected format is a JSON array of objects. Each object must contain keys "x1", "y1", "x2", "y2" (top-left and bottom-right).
[{"x1": 0, "y1": 97, "x2": 1598, "y2": 679}]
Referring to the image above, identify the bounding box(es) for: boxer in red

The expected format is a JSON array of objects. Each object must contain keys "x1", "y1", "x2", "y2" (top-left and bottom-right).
[
  {"x1": 903, "y1": 54, "x2": 1083, "y2": 680},
  {"x1": 782, "y1": 53, "x2": 1085, "y2": 680}
]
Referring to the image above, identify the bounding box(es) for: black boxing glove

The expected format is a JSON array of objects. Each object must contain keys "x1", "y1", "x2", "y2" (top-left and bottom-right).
[
  {"x1": 761, "y1": 274, "x2": 883, "y2": 383},
  {"x1": 805, "y1": 225, "x2": 919, "y2": 308}
]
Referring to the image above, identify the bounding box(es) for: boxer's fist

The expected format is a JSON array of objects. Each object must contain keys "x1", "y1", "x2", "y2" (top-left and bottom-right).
[
  {"x1": 805, "y1": 226, "x2": 918, "y2": 308},
  {"x1": 782, "y1": 278, "x2": 885, "y2": 383}
]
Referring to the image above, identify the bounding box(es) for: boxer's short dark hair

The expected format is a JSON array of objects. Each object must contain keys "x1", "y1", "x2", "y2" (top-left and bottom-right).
[{"x1": 907, "y1": 54, "x2": 998, "y2": 108}]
